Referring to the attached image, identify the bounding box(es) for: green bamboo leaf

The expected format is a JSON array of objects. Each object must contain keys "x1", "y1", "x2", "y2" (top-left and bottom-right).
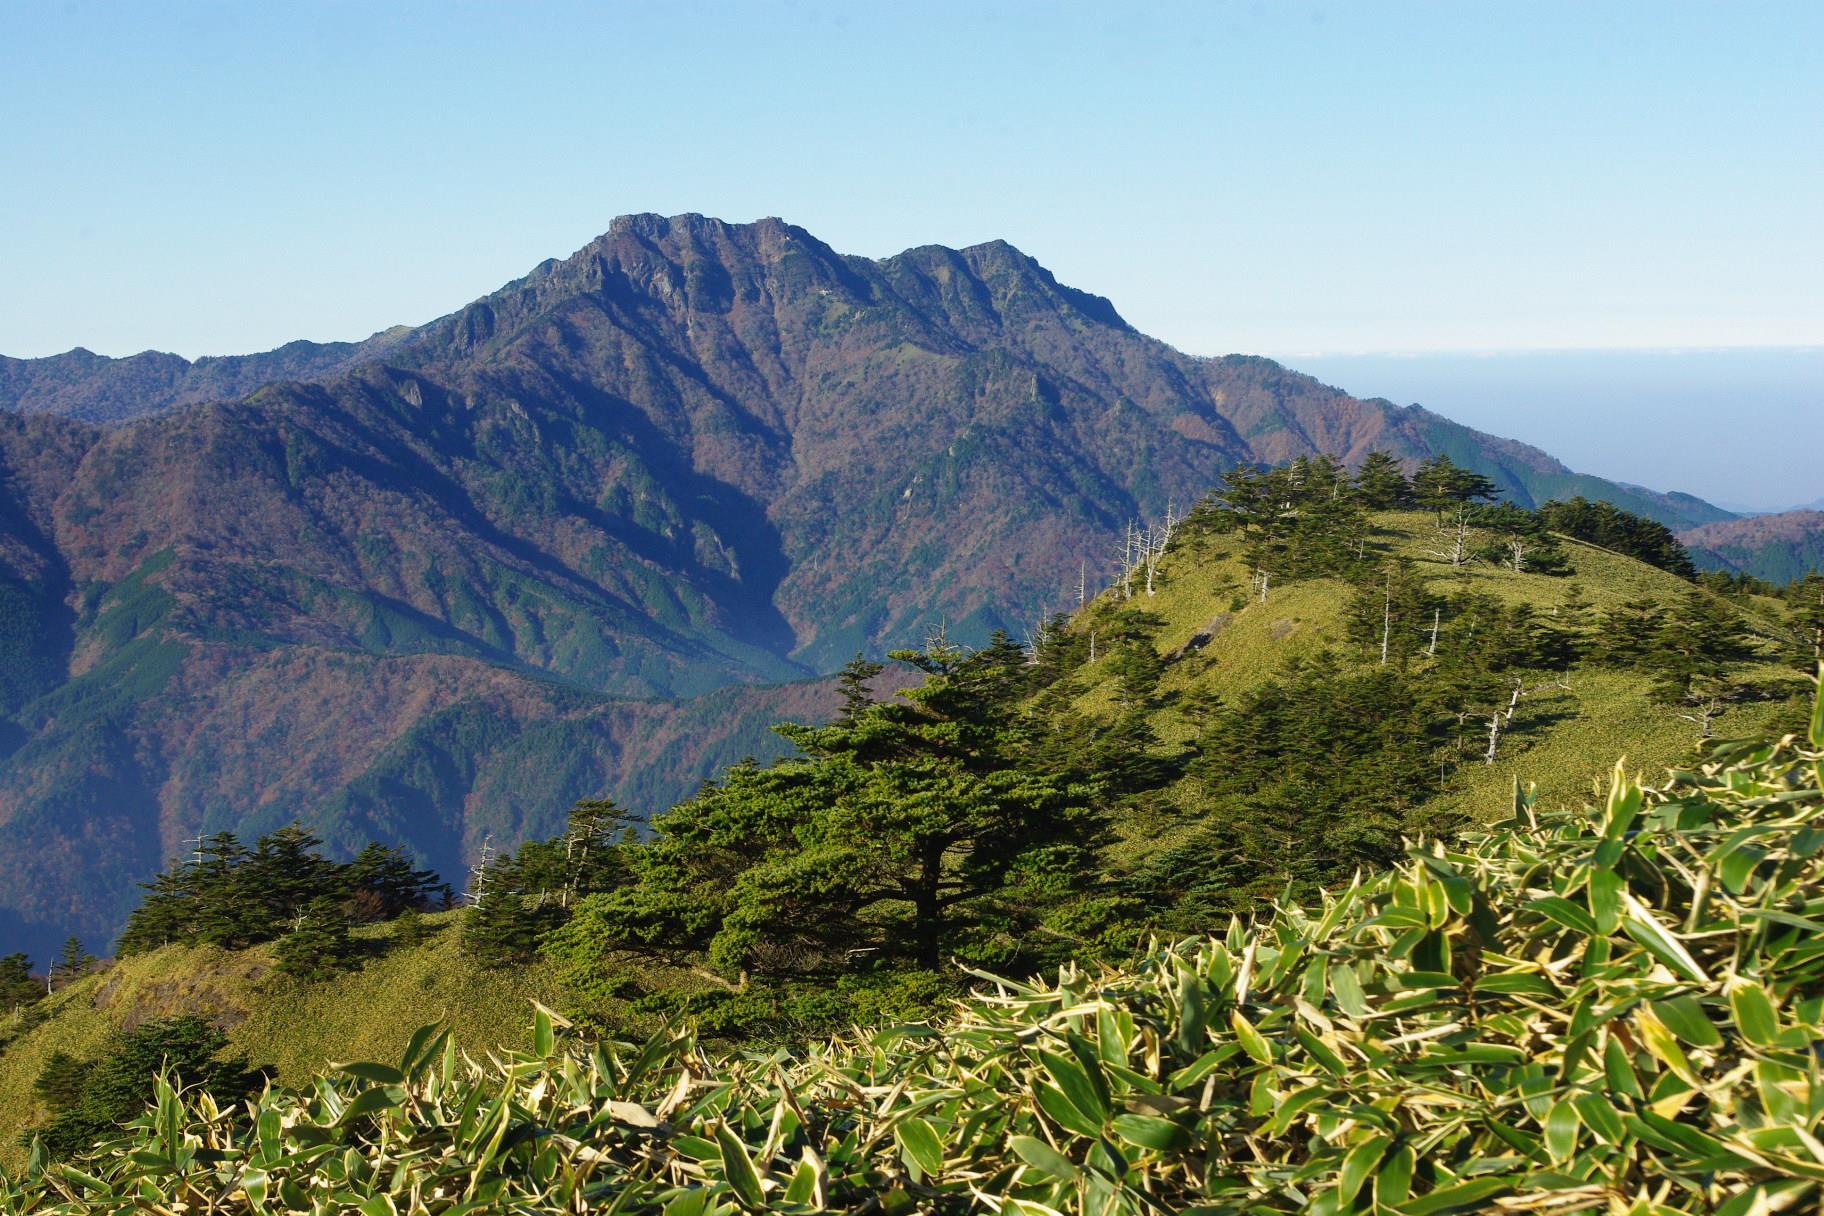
[
  {"x1": 1010, "y1": 1134, "x2": 1080, "y2": 1180},
  {"x1": 664, "y1": 1190, "x2": 712, "y2": 1216},
  {"x1": 1034, "y1": 1080, "x2": 1103, "y2": 1139},
  {"x1": 335, "y1": 1087, "x2": 400, "y2": 1126},
  {"x1": 1473, "y1": 971, "x2": 1559, "y2": 997},
  {"x1": 1810, "y1": 664, "x2": 1824, "y2": 749},
  {"x1": 1651, "y1": 996, "x2": 1722, "y2": 1047},
  {"x1": 1293, "y1": 1025, "x2": 1347, "y2": 1076},
  {"x1": 1175, "y1": 965, "x2": 1207, "y2": 1056},
  {"x1": 1230, "y1": 1010, "x2": 1273, "y2": 1064},
  {"x1": 1603, "y1": 764, "x2": 1643, "y2": 840},
  {"x1": 1066, "y1": 1032, "x2": 1113, "y2": 1117},
  {"x1": 1374, "y1": 1142, "x2": 1415, "y2": 1206},
  {"x1": 1571, "y1": 1092, "x2": 1626, "y2": 1145},
  {"x1": 1729, "y1": 980, "x2": 1781, "y2": 1046},
  {"x1": 1543, "y1": 1100, "x2": 1579, "y2": 1161},
  {"x1": 1040, "y1": 1049, "x2": 1110, "y2": 1126},
  {"x1": 1400, "y1": 1176, "x2": 1513, "y2": 1214},
  {"x1": 1338, "y1": 1133, "x2": 1389, "y2": 1204},
  {"x1": 1109, "y1": 1113, "x2": 1190, "y2": 1153},
  {"x1": 893, "y1": 1115, "x2": 944, "y2": 1178},
  {"x1": 1634, "y1": 1005, "x2": 1700, "y2": 1086},
  {"x1": 1330, "y1": 962, "x2": 1369, "y2": 1018},
  {"x1": 713, "y1": 1122, "x2": 766, "y2": 1209},
  {"x1": 1621, "y1": 892, "x2": 1710, "y2": 983},
  {"x1": 335, "y1": 1061, "x2": 406, "y2": 1086},
  {"x1": 1525, "y1": 896, "x2": 1598, "y2": 937},
  {"x1": 1587, "y1": 868, "x2": 1624, "y2": 935},
  {"x1": 782, "y1": 1155, "x2": 818, "y2": 1207},
  {"x1": 1602, "y1": 1035, "x2": 1644, "y2": 1100}
]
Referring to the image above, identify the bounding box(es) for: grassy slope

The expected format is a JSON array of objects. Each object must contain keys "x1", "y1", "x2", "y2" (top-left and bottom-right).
[
  {"x1": 1070, "y1": 510, "x2": 1796, "y2": 856},
  {"x1": 0, "y1": 912, "x2": 556, "y2": 1167},
  {"x1": 0, "y1": 513, "x2": 1794, "y2": 1166}
]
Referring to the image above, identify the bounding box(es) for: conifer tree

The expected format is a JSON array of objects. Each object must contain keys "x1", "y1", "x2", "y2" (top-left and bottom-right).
[
  {"x1": 0, "y1": 951, "x2": 38, "y2": 1012},
  {"x1": 550, "y1": 637, "x2": 1107, "y2": 981},
  {"x1": 1411, "y1": 454, "x2": 1499, "y2": 521},
  {"x1": 273, "y1": 895, "x2": 360, "y2": 981},
  {"x1": 1352, "y1": 451, "x2": 1412, "y2": 508},
  {"x1": 1345, "y1": 560, "x2": 1437, "y2": 668},
  {"x1": 345, "y1": 843, "x2": 440, "y2": 921},
  {"x1": 49, "y1": 937, "x2": 94, "y2": 991},
  {"x1": 835, "y1": 654, "x2": 886, "y2": 723}
]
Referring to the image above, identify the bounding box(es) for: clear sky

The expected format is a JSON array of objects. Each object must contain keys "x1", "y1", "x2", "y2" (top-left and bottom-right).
[{"x1": 1, "y1": 2, "x2": 1820, "y2": 500}]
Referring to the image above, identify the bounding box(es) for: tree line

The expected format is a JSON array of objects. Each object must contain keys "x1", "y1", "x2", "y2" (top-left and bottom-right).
[{"x1": 117, "y1": 827, "x2": 446, "y2": 980}]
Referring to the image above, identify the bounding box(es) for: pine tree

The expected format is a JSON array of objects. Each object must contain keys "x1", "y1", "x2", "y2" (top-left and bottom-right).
[
  {"x1": 835, "y1": 654, "x2": 886, "y2": 723},
  {"x1": 549, "y1": 638, "x2": 1108, "y2": 981},
  {"x1": 1647, "y1": 592, "x2": 1754, "y2": 703},
  {"x1": 273, "y1": 895, "x2": 361, "y2": 981},
  {"x1": 345, "y1": 843, "x2": 439, "y2": 921},
  {"x1": 48, "y1": 937, "x2": 94, "y2": 991},
  {"x1": 1352, "y1": 451, "x2": 1412, "y2": 509},
  {"x1": 0, "y1": 951, "x2": 38, "y2": 1012},
  {"x1": 1412, "y1": 454, "x2": 1498, "y2": 520}
]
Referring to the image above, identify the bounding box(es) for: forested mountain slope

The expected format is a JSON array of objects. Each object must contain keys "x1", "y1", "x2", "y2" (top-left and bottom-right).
[
  {"x1": 0, "y1": 215, "x2": 1749, "y2": 955},
  {"x1": 1681, "y1": 509, "x2": 1824, "y2": 584}
]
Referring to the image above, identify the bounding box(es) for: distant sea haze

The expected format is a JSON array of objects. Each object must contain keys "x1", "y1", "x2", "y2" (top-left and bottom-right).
[{"x1": 1278, "y1": 347, "x2": 1824, "y2": 514}]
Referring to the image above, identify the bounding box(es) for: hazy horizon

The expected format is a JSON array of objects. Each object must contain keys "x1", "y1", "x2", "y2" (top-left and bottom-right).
[{"x1": 1283, "y1": 347, "x2": 1824, "y2": 512}]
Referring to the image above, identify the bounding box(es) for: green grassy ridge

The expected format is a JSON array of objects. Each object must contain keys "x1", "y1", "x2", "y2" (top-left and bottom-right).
[
  {"x1": 1068, "y1": 509, "x2": 1798, "y2": 852},
  {"x1": 4, "y1": 690, "x2": 1820, "y2": 1212},
  {"x1": 0, "y1": 912, "x2": 556, "y2": 1168}
]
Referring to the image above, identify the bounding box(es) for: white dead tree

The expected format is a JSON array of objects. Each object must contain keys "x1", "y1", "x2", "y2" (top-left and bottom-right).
[
  {"x1": 1116, "y1": 523, "x2": 1142, "y2": 599},
  {"x1": 1142, "y1": 503, "x2": 1180, "y2": 597},
  {"x1": 1113, "y1": 506, "x2": 1182, "y2": 599},
  {"x1": 1677, "y1": 679, "x2": 1739, "y2": 740},
  {"x1": 465, "y1": 834, "x2": 496, "y2": 907},
  {"x1": 1482, "y1": 679, "x2": 1528, "y2": 764},
  {"x1": 1429, "y1": 504, "x2": 1477, "y2": 569},
  {"x1": 1504, "y1": 534, "x2": 1534, "y2": 573},
  {"x1": 1426, "y1": 607, "x2": 1441, "y2": 658},
  {"x1": 1021, "y1": 608, "x2": 1054, "y2": 665}
]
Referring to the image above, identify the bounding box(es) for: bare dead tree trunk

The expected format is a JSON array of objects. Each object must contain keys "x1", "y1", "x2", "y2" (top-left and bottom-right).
[
  {"x1": 466, "y1": 835, "x2": 496, "y2": 906},
  {"x1": 1427, "y1": 608, "x2": 1441, "y2": 658},
  {"x1": 1485, "y1": 714, "x2": 1502, "y2": 764},
  {"x1": 1430, "y1": 505, "x2": 1475, "y2": 568}
]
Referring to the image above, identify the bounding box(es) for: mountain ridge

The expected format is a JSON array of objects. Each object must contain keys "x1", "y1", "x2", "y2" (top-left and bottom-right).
[{"x1": 0, "y1": 213, "x2": 1765, "y2": 955}]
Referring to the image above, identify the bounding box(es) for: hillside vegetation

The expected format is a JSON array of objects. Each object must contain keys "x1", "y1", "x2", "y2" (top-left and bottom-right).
[
  {"x1": 0, "y1": 913, "x2": 555, "y2": 1168},
  {"x1": 2, "y1": 465, "x2": 1811, "y2": 1170},
  {"x1": 4, "y1": 675, "x2": 1820, "y2": 1212}
]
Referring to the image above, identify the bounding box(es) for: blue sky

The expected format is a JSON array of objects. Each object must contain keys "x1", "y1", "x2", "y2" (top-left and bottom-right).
[{"x1": 2, "y1": 2, "x2": 1819, "y2": 499}]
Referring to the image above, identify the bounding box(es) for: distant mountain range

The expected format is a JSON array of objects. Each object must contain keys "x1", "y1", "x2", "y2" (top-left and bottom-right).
[
  {"x1": 1679, "y1": 510, "x2": 1824, "y2": 585},
  {"x1": 0, "y1": 212, "x2": 1800, "y2": 954}
]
